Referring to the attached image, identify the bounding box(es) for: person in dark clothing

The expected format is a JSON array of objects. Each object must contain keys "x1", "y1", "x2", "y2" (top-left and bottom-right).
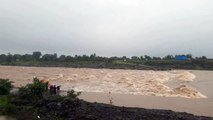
[
  {"x1": 56, "y1": 86, "x2": 61, "y2": 94},
  {"x1": 57, "y1": 86, "x2": 60, "y2": 91},
  {"x1": 49, "y1": 85, "x2": 54, "y2": 95},
  {"x1": 53, "y1": 85, "x2": 57, "y2": 95}
]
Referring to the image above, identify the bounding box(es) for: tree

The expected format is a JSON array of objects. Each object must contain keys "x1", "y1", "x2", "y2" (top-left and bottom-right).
[
  {"x1": 82, "y1": 54, "x2": 89, "y2": 61},
  {"x1": 131, "y1": 56, "x2": 139, "y2": 61},
  {"x1": 42, "y1": 54, "x2": 51, "y2": 61},
  {"x1": 6, "y1": 53, "x2": 13, "y2": 63},
  {"x1": 13, "y1": 54, "x2": 22, "y2": 61},
  {"x1": 201, "y1": 56, "x2": 207, "y2": 60},
  {"x1": 59, "y1": 55, "x2": 66, "y2": 62},
  {"x1": 90, "y1": 53, "x2": 96, "y2": 60},
  {"x1": 186, "y1": 54, "x2": 193, "y2": 59},
  {"x1": 153, "y1": 56, "x2": 161, "y2": 60},
  {"x1": 164, "y1": 55, "x2": 174, "y2": 60},
  {"x1": 22, "y1": 54, "x2": 33, "y2": 61},
  {"x1": 144, "y1": 55, "x2": 152, "y2": 61},
  {"x1": 42, "y1": 53, "x2": 57, "y2": 61},
  {"x1": 0, "y1": 54, "x2": 7, "y2": 62},
  {"x1": 52, "y1": 53, "x2": 58, "y2": 61},
  {"x1": 65, "y1": 55, "x2": 73, "y2": 62},
  {"x1": 32, "y1": 51, "x2": 42, "y2": 61},
  {"x1": 122, "y1": 56, "x2": 127, "y2": 61},
  {"x1": 140, "y1": 56, "x2": 145, "y2": 61}
]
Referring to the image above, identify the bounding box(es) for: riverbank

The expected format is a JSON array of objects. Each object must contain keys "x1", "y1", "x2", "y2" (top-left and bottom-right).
[
  {"x1": 5, "y1": 96, "x2": 213, "y2": 120},
  {"x1": 78, "y1": 92, "x2": 213, "y2": 117},
  {"x1": 25, "y1": 99, "x2": 213, "y2": 120}
]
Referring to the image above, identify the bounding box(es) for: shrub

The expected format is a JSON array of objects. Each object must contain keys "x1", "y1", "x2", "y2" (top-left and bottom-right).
[
  {"x1": 66, "y1": 90, "x2": 81, "y2": 100},
  {"x1": 18, "y1": 86, "x2": 32, "y2": 100},
  {"x1": 27, "y1": 78, "x2": 48, "y2": 97},
  {"x1": 0, "y1": 79, "x2": 14, "y2": 95},
  {"x1": 0, "y1": 96, "x2": 16, "y2": 115},
  {"x1": 18, "y1": 78, "x2": 48, "y2": 99}
]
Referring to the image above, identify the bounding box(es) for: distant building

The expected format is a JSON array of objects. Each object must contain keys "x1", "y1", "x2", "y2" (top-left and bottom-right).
[{"x1": 175, "y1": 55, "x2": 188, "y2": 61}]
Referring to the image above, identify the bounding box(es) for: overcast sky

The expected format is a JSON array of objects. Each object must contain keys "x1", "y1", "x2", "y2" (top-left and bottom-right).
[{"x1": 0, "y1": 0, "x2": 213, "y2": 57}]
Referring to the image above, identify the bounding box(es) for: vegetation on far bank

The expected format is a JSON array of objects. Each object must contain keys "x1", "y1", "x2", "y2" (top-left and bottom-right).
[{"x1": 0, "y1": 52, "x2": 213, "y2": 70}]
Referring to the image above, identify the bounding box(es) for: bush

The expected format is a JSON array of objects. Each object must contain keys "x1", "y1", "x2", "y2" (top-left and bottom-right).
[
  {"x1": 0, "y1": 96, "x2": 16, "y2": 115},
  {"x1": 0, "y1": 79, "x2": 14, "y2": 95},
  {"x1": 66, "y1": 90, "x2": 81, "y2": 100},
  {"x1": 27, "y1": 78, "x2": 48, "y2": 97},
  {"x1": 18, "y1": 78, "x2": 48, "y2": 100},
  {"x1": 18, "y1": 86, "x2": 32, "y2": 100}
]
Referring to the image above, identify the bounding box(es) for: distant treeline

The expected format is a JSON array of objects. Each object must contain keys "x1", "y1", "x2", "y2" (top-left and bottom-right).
[{"x1": 0, "y1": 52, "x2": 212, "y2": 70}]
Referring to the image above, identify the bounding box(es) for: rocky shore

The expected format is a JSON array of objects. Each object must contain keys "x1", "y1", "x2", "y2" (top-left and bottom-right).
[{"x1": 15, "y1": 98, "x2": 213, "y2": 120}]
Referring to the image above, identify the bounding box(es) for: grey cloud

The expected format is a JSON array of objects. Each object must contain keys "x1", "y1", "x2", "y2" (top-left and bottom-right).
[{"x1": 0, "y1": 0, "x2": 213, "y2": 57}]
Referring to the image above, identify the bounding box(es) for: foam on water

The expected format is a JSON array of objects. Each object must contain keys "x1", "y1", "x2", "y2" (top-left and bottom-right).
[{"x1": 59, "y1": 70, "x2": 205, "y2": 98}]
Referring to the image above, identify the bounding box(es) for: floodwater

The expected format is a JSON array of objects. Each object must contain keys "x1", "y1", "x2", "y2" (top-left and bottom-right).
[
  {"x1": 0, "y1": 66, "x2": 213, "y2": 116},
  {"x1": 78, "y1": 70, "x2": 213, "y2": 117},
  {"x1": 0, "y1": 66, "x2": 207, "y2": 98}
]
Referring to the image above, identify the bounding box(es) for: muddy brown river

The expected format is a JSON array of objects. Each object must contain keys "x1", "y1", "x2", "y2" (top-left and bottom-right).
[{"x1": 0, "y1": 66, "x2": 212, "y2": 117}]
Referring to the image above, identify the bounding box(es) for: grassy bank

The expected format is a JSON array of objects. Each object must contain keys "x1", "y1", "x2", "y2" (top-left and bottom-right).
[{"x1": 1, "y1": 52, "x2": 213, "y2": 70}]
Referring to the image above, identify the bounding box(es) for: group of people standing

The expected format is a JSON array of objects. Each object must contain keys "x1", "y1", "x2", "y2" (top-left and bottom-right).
[
  {"x1": 49, "y1": 85, "x2": 60, "y2": 95},
  {"x1": 33, "y1": 77, "x2": 61, "y2": 95}
]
